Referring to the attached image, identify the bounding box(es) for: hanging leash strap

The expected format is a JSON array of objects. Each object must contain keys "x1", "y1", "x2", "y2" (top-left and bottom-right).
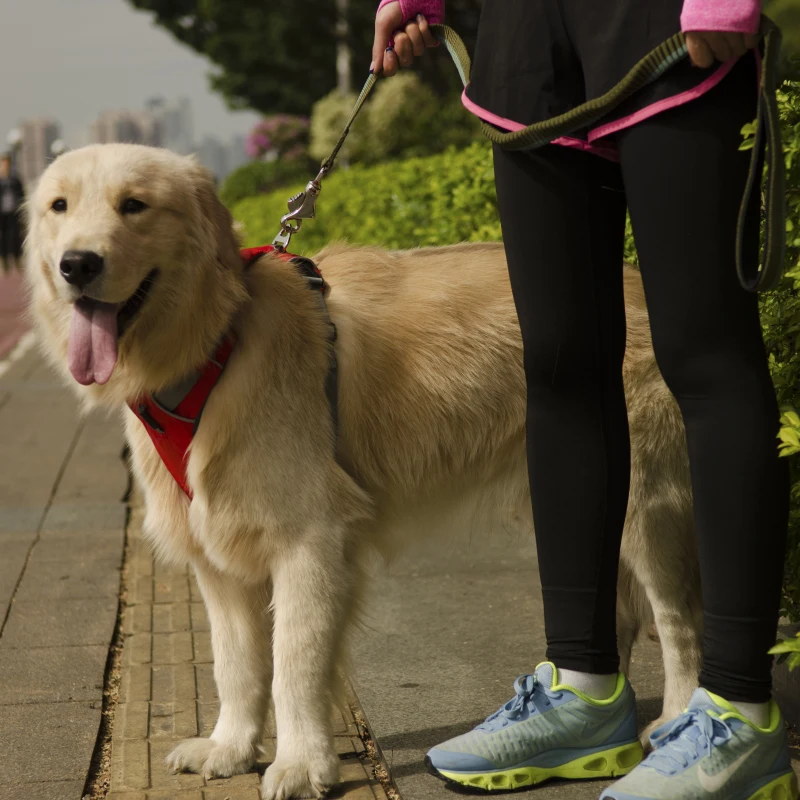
[
  {"x1": 736, "y1": 18, "x2": 785, "y2": 292},
  {"x1": 433, "y1": 18, "x2": 786, "y2": 292},
  {"x1": 271, "y1": 75, "x2": 379, "y2": 251},
  {"x1": 273, "y1": 18, "x2": 785, "y2": 292}
]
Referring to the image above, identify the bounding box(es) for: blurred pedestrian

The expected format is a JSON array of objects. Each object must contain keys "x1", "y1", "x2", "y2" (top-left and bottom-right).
[{"x1": 0, "y1": 153, "x2": 25, "y2": 271}]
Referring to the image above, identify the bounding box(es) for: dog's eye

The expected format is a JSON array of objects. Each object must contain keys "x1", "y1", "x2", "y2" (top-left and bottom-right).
[
  {"x1": 121, "y1": 198, "x2": 148, "y2": 215},
  {"x1": 51, "y1": 199, "x2": 67, "y2": 213}
]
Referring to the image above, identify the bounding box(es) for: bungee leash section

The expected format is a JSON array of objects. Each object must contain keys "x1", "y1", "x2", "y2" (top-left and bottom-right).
[{"x1": 272, "y1": 18, "x2": 786, "y2": 293}]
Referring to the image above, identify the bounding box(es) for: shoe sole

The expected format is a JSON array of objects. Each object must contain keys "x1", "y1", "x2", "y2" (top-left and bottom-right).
[
  {"x1": 426, "y1": 740, "x2": 644, "y2": 793},
  {"x1": 745, "y1": 771, "x2": 799, "y2": 800}
]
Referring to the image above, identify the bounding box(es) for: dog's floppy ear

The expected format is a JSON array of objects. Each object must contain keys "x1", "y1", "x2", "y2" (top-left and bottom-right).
[{"x1": 185, "y1": 156, "x2": 241, "y2": 270}]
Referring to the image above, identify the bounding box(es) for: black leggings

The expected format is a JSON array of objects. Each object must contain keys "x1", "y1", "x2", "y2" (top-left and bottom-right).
[{"x1": 494, "y1": 55, "x2": 789, "y2": 703}]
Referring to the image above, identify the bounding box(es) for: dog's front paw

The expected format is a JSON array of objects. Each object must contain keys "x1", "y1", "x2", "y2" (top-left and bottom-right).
[
  {"x1": 166, "y1": 736, "x2": 260, "y2": 778},
  {"x1": 261, "y1": 753, "x2": 341, "y2": 800},
  {"x1": 640, "y1": 716, "x2": 671, "y2": 748}
]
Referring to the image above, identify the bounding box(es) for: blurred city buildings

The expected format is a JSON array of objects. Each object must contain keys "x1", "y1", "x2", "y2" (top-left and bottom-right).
[
  {"x1": 8, "y1": 97, "x2": 247, "y2": 190},
  {"x1": 15, "y1": 118, "x2": 60, "y2": 188}
]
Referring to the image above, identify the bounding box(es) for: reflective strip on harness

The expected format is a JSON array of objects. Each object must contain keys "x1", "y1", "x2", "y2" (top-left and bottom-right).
[{"x1": 128, "y1": 246, "x2": 337, "y2": 499}]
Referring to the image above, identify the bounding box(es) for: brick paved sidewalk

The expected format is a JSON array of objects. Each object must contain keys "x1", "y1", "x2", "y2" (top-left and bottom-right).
[
  {"x1": 105, "y1": 489, "x2": 390, "y2": 800},
  {"x1": 0, "y1": 343, "x2": 128, "y2": 800},
  {"x1": 0, "y1": 342, "x2": 390, "y2": 800}
]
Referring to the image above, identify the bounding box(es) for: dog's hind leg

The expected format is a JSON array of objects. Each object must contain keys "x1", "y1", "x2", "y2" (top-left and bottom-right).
[
  {"x1": 616, "y1": 561, "x2": 643, "y2": 678},
  {"x1": 630, "y1": 507, "x2": 702, "y2": 745},
  {"x1": 166, "y1": 559, "x2": 272, "y2": 779},
  {"x1": 262, "y1": 531, "x2": 352, "y2": 800}
]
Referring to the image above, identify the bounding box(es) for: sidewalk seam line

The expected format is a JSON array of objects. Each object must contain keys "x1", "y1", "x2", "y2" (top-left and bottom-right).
[{"x1": 0, "y1": 419, "x2": 85, "y2": 641}]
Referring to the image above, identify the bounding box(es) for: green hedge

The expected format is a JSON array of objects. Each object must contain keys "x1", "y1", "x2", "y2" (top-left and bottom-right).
[
  {"x1": 232, "y1": 85, "x2": 800, "y2": 620},
  {"x1": 219, "y1": 158, "x2": 317, "y2": 209},
  {"x1": 232, "y1": 141, "x2": 500, "y2": 256}
]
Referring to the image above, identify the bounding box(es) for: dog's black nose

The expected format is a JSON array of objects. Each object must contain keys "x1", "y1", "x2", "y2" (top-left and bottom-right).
[{"x1": 60, "y1": 250, "x2": 104, "y2": 289}]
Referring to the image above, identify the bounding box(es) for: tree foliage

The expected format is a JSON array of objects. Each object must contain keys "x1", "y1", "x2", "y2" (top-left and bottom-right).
[{"x1": 127, "y1": 0, "x2": 482, "y2": 115}]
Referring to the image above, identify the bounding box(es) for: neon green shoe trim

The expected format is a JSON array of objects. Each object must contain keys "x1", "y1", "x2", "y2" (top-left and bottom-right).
[
  {"x1": 707, "y1": 691, "x2": 783, "y2": 733},
  {"x1": 436, "y1": 740, "x2": 644, "y2": 791},
  {"x1": 543, "y1": 662, "x2": 627, "y2": 707},
  {"x1": 745, "y1": 771, "x2": 799, "y2": 800}
]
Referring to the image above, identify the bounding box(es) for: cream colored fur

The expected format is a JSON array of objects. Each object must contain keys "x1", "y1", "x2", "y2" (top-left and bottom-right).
[{"x1": 26, "y1": 144, "x2": 702, "y2": 799}]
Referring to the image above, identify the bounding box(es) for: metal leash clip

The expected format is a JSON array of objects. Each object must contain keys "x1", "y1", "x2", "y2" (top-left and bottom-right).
[{"x1": 272, "y1": 166, "x2": 329, "y2": 251}]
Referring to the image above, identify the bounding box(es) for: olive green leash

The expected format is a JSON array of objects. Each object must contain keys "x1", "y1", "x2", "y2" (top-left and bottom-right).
[{"x1": 273, "y1": 17, "x2": 786, "y2": 292}]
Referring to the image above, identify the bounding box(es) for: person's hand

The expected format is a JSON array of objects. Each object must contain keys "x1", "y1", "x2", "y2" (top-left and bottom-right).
[
  {"x1": 685, "y1": 30, "x2": 759, "y2": 68},
  {"x1": 371, "y1": 1, "x2": 438, "y2": 77}
]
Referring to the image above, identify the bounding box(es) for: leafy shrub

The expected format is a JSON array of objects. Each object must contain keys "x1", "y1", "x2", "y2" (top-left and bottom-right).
[
  {"x1": 232, "y1": 140, "x2": 500, "y2": 255},
  {"x1": 233, "y1": 81, "x2": 800, "y2": 619},
  {"x1": 756, "y1": 78, "x2": 800, "y2": 621},
  {"x1": 770, "y1": 630, "x2": 800, "y2": 670},
  {"x1": 308, "y1": 89, "x2": 373, "y2": 166},
  {"x1": 309, "y1": 74, "x2": 482, "y2": 167},
  {"x1": 219, "y1": 158, "x2": 316, "y2": 208}
]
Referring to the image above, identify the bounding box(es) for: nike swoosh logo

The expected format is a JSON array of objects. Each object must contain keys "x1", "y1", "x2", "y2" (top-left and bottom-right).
[
  {"x1": 579, "y1": 719, "x2": 608, "y2": 740},
  {"x1": 697, "y1": 745, "x2": 758, "y2": 793}
]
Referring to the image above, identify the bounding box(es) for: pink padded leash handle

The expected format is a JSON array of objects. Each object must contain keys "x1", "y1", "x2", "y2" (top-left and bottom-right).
[{"x1": 377, "y1": 0, "x2": 444, "y2": 25}]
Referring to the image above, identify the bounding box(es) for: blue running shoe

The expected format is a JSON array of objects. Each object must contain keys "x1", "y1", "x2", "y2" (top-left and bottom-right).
[
  {"x1": 425, "y1": 662, "x2": 643, "y2": 792},
  {"x1": 600, "y1": 688, "x2": 799, "y2": 800}
]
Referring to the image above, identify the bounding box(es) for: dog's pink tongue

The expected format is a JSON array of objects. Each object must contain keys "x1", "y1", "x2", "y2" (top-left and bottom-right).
[{"x1": 68, "y1": 300, "x2": 119, "y2": 386}]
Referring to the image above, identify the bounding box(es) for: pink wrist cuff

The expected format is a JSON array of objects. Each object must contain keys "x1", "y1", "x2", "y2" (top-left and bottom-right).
[
  {"x1": 680, "y1": 0, "x2": 760, "y2": 34},
  {"x1": 377, "y1": 0, "x2": 444, "y2": 25}
]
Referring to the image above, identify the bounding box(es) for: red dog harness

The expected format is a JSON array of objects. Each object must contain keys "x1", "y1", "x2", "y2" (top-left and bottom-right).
[{"x1": 128, "y1": 246, "x2": 335, "y2": 499}]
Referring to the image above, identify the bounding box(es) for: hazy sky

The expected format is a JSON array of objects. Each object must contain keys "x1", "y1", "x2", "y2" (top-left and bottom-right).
[{"x1": 1, "y1": 0, "x2": 261, "y2": 150}]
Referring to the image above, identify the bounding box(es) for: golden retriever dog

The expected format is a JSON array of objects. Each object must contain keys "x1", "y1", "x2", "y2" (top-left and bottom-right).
[{"x1": 26, "y1": 143, "x2": 700, "y2": 799}]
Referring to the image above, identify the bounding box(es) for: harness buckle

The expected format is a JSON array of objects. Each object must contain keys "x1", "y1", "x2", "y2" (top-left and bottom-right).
[{"x1": 138, "y1": 404, "x2": 165, "y2": 434}]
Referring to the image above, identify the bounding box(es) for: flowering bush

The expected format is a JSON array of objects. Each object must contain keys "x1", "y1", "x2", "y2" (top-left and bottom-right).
[{"x1": 246, "y1": 115, "x2": 310, "y2": 162}]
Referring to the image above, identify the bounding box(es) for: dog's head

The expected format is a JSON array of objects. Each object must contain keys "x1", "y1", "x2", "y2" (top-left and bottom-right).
[{"x1": 27, "y1": 144, "x2": 244, "y2": 405}]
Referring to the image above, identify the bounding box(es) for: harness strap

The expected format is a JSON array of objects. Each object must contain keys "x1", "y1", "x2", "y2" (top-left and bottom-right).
[
  {"x1": 129, "y1": 336, "x2": 236, "y2": 498},
  {"x1": 242, "y1": 246, "x2": 339, "y2": 440}
]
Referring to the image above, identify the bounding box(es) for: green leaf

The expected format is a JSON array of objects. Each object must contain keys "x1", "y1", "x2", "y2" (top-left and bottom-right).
[
  {"x1": 782, "y1": 410, "x2": 800, "y2": 427},
  {"x1": 768, "y1": 635, "x2": 800, "y2": 656}
]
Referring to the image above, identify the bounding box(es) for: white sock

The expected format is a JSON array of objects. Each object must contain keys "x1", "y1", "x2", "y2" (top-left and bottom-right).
[
  {"x1": 730, "y1": 700, "x2": 770, "y2": 728},
  {"x1": 557, "y1": 668, "x2": 617, "y2": 700}
]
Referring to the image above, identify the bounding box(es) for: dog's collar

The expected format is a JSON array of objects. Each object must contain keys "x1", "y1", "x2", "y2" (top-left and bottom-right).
[{"x1": 128, "y1": 246, "x2": 337, "y2": 500}]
